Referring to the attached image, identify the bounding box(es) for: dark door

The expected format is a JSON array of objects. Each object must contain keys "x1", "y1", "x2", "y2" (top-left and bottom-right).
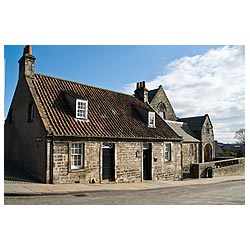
[
  {"x1": 143, "y1": 143, "x2": 152, "y2": 180},
  {"x1": 102, "y1": 144, "x2": 115, "y2": 181},
  {"x1": 204, "y1": 143, "x2": 212, "y2": 162}
]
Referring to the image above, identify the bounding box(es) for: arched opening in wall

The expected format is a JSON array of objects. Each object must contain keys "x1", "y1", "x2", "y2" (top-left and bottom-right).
[
  {"x1": 204, "y1": 144, "x2": 212, "y2": 162},
  {"x1": 157, "y1": 102, "x2": 167, "y2": 119}
]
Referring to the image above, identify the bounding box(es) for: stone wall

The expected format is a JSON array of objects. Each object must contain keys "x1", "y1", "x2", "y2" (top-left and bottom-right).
[
  {"x1": 4, "y1": 78, "x2": 47, "y2": 182},
  {"x1": 52, "y1": 141, "x2": 101, "y2": 184},
  {"x1": 214, "y1": 165, "x2": 244, "y2": 177},
  {"x1": 191, "y1": 158, "x2": 245, "y2": 178},
  {"x1": 201, "y1": 115, "x2": 215, "y2": 162},
  {"x1": 182, "y1": 143, "x2": 199, "y2": 166},
  {"x1": 52, "y1": 140, "x2": 182, "y2": 184},
  {"x1": 116, "y1": 142, "x2": 142, "y2": 183},
  {"x1": 153, "y1": 142, "x2": 181, "y2": 181}
]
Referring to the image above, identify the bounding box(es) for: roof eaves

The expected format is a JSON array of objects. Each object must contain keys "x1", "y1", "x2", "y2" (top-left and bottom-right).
[{"x1": 47, "y1": 134, "x2": 182, "y2": 142}]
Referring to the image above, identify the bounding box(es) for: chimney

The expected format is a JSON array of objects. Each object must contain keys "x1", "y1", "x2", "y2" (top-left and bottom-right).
[
  {"x1": 18, "y1": 45, "x2": 36, "y2": 80},
  {"x1": 23, "y1": 45, "x2": 32, "y2": 55},
  {"x1": 134, "y1": 81, "x2": 148, "y2": 103}
]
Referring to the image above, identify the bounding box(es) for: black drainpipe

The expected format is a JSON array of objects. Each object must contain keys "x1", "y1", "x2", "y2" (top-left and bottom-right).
[{"x1": 50, "y1": 136, "x2": 54, "y2": 184}]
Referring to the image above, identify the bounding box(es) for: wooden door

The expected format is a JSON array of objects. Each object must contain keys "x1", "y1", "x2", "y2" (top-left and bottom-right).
[
  {"x1": 143, "y1": 143, "x2": 152, "y2": 180},
  {"x1": 102, "y1": 144, "x2": 115, "y2": 181}
]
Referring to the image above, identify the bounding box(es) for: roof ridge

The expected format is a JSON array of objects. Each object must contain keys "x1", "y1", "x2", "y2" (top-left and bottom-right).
[
  {"x1": 148, "y1": 88, "x2": 159, "y2": 93},
  {"x1": 179, "y1": 115, "x2": 205, "y2": 119},
  {"x1": 35, "y1": 73, "x2": 135, "y2": 98}
]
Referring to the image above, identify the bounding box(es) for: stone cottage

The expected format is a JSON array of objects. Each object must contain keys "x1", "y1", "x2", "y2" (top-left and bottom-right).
[{"x1": 5, "y1": 46, "x2": 186, "y2": 184}]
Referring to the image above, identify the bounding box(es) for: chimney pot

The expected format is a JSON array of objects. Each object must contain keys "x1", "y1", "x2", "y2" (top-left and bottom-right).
[
  {"x1": 134, "y1": 81, "x2": 148, "y2": 103},
  {"x1": 23, "y1": 45, "x2": 32, "y2": 55},
  {"x1": 142, "y1": 81, "x2": 145, "y2": 88}
]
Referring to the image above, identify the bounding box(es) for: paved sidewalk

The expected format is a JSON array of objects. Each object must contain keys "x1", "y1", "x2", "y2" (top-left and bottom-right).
[{"x1": 4, "y1": 175, "x2": 245, "y2": 196}]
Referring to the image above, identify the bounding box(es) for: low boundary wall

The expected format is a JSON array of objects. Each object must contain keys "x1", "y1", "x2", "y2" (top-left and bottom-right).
[{"x1": 190, "y1": 157, "x2": 245, "y2": 178}]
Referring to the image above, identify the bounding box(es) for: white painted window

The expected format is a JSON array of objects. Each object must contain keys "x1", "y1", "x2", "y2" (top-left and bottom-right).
[
  {"x1": 148, "y1": 112, "x2": 155, "y2": 128},
  {"x1": 164, "y1": 143, "x2": 171, "y2": 161},
  {"x1": 76, "y1": 99, "x2": 88, "y2": 120},
  {"x1": 71, "y1": 143, "x2": 84, "y2": 169}
]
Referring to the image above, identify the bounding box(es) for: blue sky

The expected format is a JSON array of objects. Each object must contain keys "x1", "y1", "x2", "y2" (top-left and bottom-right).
[{"x1": 4, "y1": 45, "x2": 245, "y2": 143}]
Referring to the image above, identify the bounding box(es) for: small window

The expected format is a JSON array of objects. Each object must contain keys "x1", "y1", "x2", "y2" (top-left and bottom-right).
[
  {"x1": 28, "y1": 103, "x2": 34, "y2": 122},
  {"x1": 71, "y1": 143, "x2": 84, "y2": 170},
  {"x1": 206, "y1": 123, "x2": 210, "y2": 134},
  {"x1": 76, "y1": 99, "x2": 88, "y2": 120},
  {"x1": 148, "y1": 112, "x2": 155, "y2": 128},
  {"x1": 157, "y1": 102, "x2": 166, "y2": 120},
  {"x1": 164, "y1": 143, "x2": 171, "y2": 161},
  {"x1": 159, "y1": 111, "x2": 165, "y2": 119},
  {"x1": 189, "y1": 144, "x2": 194, "y2": 156}
]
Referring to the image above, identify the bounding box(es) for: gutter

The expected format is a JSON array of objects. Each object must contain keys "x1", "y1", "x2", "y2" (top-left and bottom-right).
[{"x1": 46, "y1": 134, "x2": 182, "y2": 142}]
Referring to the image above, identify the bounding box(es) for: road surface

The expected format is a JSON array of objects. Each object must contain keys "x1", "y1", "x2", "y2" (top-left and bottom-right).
[{"x1": 4, "y1": 180, "x2": 244, "y2": 205}]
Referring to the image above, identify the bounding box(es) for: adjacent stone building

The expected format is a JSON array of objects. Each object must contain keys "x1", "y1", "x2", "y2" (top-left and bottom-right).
[
  {"x1": 148, "y1": 85, "x2": 177, "y2": 121},
  {"x1": 178, "y1": 115, "x2": 215, "y2": 163},
  {"x1": 147, "y1": 85, "x2": 215, "y2": 164}
]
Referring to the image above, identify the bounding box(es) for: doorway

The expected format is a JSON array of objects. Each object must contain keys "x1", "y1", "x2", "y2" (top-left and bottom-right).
[
  {"x1": 204, "y1": 144, "x2": 212, "y2": 162},
  {"x1": 143, "y1": 143, "x2": 152, "y2": 180},
  {"x1": 102, "y1": 143, "x2": 115, "y2": 181}
]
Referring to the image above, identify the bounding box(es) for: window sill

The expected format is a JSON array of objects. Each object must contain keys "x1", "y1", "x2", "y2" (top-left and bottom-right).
[
  {"x1": 164, "y1": 160, "x2": 172, "y2": 164},
  {"x1": 75, "y1": 118, "x2": 89, "y2": 122},
  {"x1": 69, "y1": 168, "x2": 85, "y2": 173}
]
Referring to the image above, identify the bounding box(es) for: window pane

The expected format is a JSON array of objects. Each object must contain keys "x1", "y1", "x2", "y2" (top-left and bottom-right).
[
  {"x1": 71, "y1": 143, "x2": 84, "y2": 169},
  {"x1": 165, "y1": 143, "x2": 171, "y2": 161},
  {"x1": 76, "y1": 100, "x2": 87, "y2": 119},
  {"x1": 148, "y1": 112, "x2": 155, "y2": 127}
]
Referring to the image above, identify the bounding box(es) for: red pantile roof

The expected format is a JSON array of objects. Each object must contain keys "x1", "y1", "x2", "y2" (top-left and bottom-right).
[{"x1": 30, "y1": 73, "x2": 180, "y2": 140}]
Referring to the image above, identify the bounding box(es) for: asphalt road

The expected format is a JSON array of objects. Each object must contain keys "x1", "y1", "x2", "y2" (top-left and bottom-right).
[{"x1": 4, "y1": 180, "x2": 245, "y2": 205}]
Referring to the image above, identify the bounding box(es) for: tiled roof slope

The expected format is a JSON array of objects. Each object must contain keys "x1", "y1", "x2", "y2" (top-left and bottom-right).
[
  {"x1": 177, "y1": 115, "x2": 208, "y2": 139},
  {"x1": 166, "y1": 121, "x2": 200, "y2": 142},
  {"x1": 178, "y1": 116, "x2": 206, "y2": 132},
  {"x1": 148, "y1": 88, "x2": 158, "y2": 102},
  {"x1": 31, "y1": 74, "x2": 180, "y2": 140}
]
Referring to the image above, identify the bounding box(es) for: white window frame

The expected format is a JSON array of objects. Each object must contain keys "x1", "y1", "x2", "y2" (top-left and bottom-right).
[
  {"x1": 70, "y1": 143, "x2": 84, "y2": 170},
  {"x1": 164, "y1": 143, "x2": 171, "y2": 162},
  {"x1": 76, "y1": 99, "x2": 88, "y2": 120},
  {"x1": 148, "y1": 112, "x2": 155, "y2": 128}
]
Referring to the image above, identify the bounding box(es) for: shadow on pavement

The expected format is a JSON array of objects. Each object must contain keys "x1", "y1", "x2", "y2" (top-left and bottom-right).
[{"x1": 4, "y1": 159, "x2": 41, "y2": 183}]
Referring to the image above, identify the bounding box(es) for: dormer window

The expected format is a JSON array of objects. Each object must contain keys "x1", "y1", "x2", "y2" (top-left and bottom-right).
[
  {"x1": 148, "y1": 112, "x2": 155, "y2": 128},
  {"x1": 76, "y1": 99, "x2": 88, "y2": 120}
]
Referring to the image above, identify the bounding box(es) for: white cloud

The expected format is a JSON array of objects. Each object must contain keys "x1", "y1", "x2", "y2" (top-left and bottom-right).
[{"x1": 123, "y1": 46, "x2": 245, "y2": 143}]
